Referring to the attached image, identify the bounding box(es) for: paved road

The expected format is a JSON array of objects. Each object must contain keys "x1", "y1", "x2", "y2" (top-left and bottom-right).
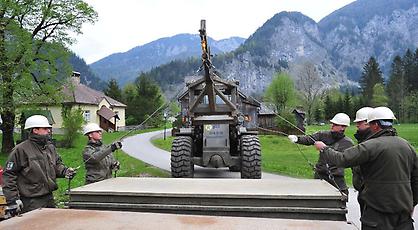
[
  {"x1": 122, "y1": 130, "x2": 291, "y2": 179},
  {"x1": 122, "y1": 130, "x2": 418, "y2": 229}
]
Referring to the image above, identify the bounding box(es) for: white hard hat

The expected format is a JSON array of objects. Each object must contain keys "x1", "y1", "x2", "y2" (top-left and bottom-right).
[
  {"x1": 367, "y1": 107, "x2": 396, "y2": 123},
  {"x1": 330, "y1": 113, "x2": 350, "y2": 126},
  {"x1": 83, "y1": 123, "x2": 102, "y2": 135},
  {"x1": 354, "y1": 107, "x2": 373, "y2": 123},
  {"x1": 24, "y1": 115, "x2": 52, "y2": 130}
]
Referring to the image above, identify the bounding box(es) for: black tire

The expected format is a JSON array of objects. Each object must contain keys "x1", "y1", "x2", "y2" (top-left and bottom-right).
[
  {"x1": 171, "y1": 136, "x2": 194, "y2": 178},
  {"x1": 240, "y1": 135, "x2": 261, "y2": 179}
]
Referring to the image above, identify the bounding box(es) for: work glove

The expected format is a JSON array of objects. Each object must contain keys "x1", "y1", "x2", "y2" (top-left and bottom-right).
[
  {"x1": 112, "y1": 161, "x2": 120, "y2": 170},
  {"x1": 288, "y1": 135, "x2": 298, "y2": 143},
  {"x1": 111, "y1": 141, "x2": 122, "y2": 152},
  {"x1": 6, "y1": 199, "x2": 23, "y2": 217},
  {"x1": 65, "y1": 167, "x2": 77, "y2": 179}
]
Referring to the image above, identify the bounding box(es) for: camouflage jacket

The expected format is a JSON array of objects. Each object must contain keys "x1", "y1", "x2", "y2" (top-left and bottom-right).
[
  {"x1": 83, "y1": 140, "x2": 116, "y2": 184},
  {"x1": 2, "y1": 134, "x2": 67, "y2": 203},
  {"x1": 297, "y1": 131, "x2": 354, "y2": 176},
  {"x1": 321, "y1": 128, "x2": 418, "y2": 213}
]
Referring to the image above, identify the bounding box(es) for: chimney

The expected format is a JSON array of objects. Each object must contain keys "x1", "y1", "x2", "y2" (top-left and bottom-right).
[{"x1": 71, "y1": 71, "x2": 81, "y2": 85}]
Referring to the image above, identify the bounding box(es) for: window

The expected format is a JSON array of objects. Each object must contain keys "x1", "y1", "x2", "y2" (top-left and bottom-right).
[{"x1": 83, "y1": 110, "x2": 90, "y2": 122}]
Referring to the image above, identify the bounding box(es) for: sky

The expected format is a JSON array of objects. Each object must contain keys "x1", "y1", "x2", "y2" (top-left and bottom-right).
[{"x1": 70, "y1": 0, "x2": 356, "y2": 64}]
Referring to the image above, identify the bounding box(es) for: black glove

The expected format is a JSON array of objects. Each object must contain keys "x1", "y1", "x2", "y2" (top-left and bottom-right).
[
  {"x1": 6, "y1": 199, "x2": 23, "y2": 217},
  {"x1": 111, "y1": 141, "x2": 122, "y2": 152},
  {"x1": 112, "y1": 161, "x2": 120, "y2": 170},
  {"x1": 65, "y1": 167, "x2": 77, "y2": 179}
]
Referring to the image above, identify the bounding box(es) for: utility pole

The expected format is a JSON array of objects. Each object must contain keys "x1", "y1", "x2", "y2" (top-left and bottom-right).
[{"x1": 163, "y1": 112, "x2": 167, "y2": 140}]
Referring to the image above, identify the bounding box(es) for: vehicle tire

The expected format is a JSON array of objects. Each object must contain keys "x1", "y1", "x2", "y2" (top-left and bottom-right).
[
  {"x1": 171, "y1": 136, "x2": 194, "y2": 178},
  {"x1": 240, "y1": 135, "x2": 261, "y2": 179}
]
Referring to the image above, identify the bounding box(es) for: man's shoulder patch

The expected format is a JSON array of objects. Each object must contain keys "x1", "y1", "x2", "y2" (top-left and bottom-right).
[{"x1": 6, "y1": 161, "x2": 14, "y2": 170}]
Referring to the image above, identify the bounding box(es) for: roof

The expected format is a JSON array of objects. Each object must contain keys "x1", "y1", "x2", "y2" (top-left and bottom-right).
[
  {"x1": 293, "y1": 109, "x2": 306, "y2": 115},
  {"x1": 97, "y1": 106, "x2": 120, "y2": 121},
  {"x1": 63, "y1": 81, "x2": 126, "y2": 107},
  {"x1": 259, "y1": 103, "x2": 277, "y2": 115}
]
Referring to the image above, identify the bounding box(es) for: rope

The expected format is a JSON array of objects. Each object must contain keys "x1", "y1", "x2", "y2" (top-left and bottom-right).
[
  {"x1": 257, "y1": 126, "x2": 316, "y2": 170},
  {"x1": 270, "y1": 114, "x2": 348, "y2": 200}
]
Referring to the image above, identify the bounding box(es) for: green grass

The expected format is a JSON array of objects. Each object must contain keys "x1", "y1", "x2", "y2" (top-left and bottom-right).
[
  {"x1": 152, "y1": 124, "x2": 418, "y2": 186},
  {"x1": 152, "y1": 136, "x2": 174, "y2": 152},
  {"x1": 0, "y1": 128, "x2": 169, "y2": 206}
]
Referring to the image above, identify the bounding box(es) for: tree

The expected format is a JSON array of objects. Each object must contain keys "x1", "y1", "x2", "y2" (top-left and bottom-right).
[
  {"x1": 264, "y1": 72, "x2": 296, "y2": 114},
  {"x1": 342, "y1": 90, "x2": 352, "y2": 118},
  {"x1": 370, "y1": 83, "x2": 388, "y2": 107},
  {"x1": 323, "y1": 94, "x2": 334, "y2": 120},
  {"x1": 293, "y1": 62, "x2": 324, "y2": 124},
  {"x1": 387, "y1": 55, "x2": 406, "y2": 121},
  {"x1": 104, "y1": 78, "x2": 122, "y2": 102},
  {"x1": 0, "y1": 0, "x2": 97, "y2": 154},
  {"x1": 359, "y1": 57, "x2": 384, "y2": 106},
  {"x1": 402, "y1": 49, "x2": 418, "y2": 92},
  {"x1": 314, "y1": 106, "x2": 323, "y2": 123},
  {"x1": 61, "y1": 106, "x2": 83, "y2": 148},
  {"x1": 404, "y1": 92, "x2": 418, "y2": 123},
  {"x1": 128, "y1": 74, "x2": 165, "y2": 126}
]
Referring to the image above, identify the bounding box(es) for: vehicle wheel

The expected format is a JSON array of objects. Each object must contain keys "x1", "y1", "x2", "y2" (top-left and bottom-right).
[
  {"x1": 240, "y1": 135, "x2": 261, "y2": 179},
  {"x1": 171, "y1": 136, "x2": 194, "y2": 178}
]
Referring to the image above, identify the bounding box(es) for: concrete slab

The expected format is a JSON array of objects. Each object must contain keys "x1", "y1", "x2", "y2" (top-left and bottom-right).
[
  {"x1": 70, "y1": 177, "x2": 342, "y2": 199},
  {"x1": 68, "y1": 177, "x2": 347, "y2": 221},
  {"x1": 0, "y1": 208, "x2": 357, "y2": 230}
]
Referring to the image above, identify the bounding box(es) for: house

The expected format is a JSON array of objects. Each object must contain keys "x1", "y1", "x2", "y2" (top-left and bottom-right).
[
  {"x1": 258, "y1": 103, "x2": 277, "y2": 131},
  {"x1": 45, "y1": 72, "x2": 126, "y2": 132},
  {"x1": 292, "y1": 108, "x2": 306, "y2": 132}
]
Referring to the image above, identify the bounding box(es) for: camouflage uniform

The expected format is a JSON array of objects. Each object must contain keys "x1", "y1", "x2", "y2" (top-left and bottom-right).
[
  {"x1": 83, "y1": 140, "x2": 117, "y2": 184},
  {"x1": 2, "y1": 134, "x2": 68, "y2": 213},
  {"x1": 296, "y1": 131, "x2": 354, "y2": 194},
  {"x1": 321, "y1": 128, "x2": 418, "y2": 229}
]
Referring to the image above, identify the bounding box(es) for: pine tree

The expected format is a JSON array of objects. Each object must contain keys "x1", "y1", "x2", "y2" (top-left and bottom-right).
[
  {"x1": 387, "y1": 55, "x2": 406, "y2": 121},
  {"x1": 403, "y1": 49, "x2": 416, "y2": 92},
  {"x1": 336, "y1": 95, "x2": 344, "y2": 114},
  {"x1": 104, "y1": 79, "x2": 122, "y2": 102},
  {"x1": 343, "y1": 90, "x2": 352, "y2": 118},
  {"x1": 323, "y1": 95, "x2": 334, "y2": 120},
  {"x1": 129, "y1": 75, "x2": 165, "y2": 126},
  {"x1": 359, "y1": 57, "x2": 384, "y2": 106}
]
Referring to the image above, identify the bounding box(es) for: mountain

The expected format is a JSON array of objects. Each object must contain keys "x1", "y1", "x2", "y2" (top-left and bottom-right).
[
  {"x1": 89, "y1": 34, "x2": 245, "y2": 85},
  {"x1": 143, "y1": 12, "x2": 352, "y2": 96},
  {"x1": 90, "y1": 0, "x2": 418, "y2": 95},
  {"x1": 69, "y1": 54, "x2": 106, "y2": 90},
  {"x1": 219, "y1": 11, "x2": 348, "y2": 94},
  {"x1": 319, "y1": 0, "x2": 418, "y2": 81}
]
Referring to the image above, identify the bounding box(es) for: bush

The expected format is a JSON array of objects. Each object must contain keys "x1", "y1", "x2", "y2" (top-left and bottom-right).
[
  {"x1": 61, "y1": 107, "x2": 84, "y2": 148},
  {"x1": 275, "y1": 111, "x2": 298, "y2": 134}
]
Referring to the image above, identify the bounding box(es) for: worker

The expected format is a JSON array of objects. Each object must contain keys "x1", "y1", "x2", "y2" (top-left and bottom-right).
[
  {"x1": 82, "y1": 123, "x2": 122, "y2": 184},
  {"x1": 288, "y1": 113, "x2": 354, "y2": 195},
  {"x1": 2, "y1": 115, "x2": 76, "y2": 215},
  {"x1": 315, "y1": 107, "x2": 417, "y2": 229},
  {"x1": 352, "y1": 107, "x2": 373, "y2": 215}
]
